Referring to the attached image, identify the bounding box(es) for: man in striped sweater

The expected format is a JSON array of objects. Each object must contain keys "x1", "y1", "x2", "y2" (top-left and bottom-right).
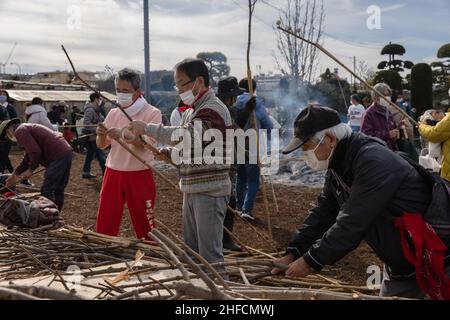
[{"x1": 128, "y1": 58, "x2": 233, "y2": 275}]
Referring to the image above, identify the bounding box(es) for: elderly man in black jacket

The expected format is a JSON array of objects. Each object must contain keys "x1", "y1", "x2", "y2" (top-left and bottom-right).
[{"x1": 272, "y1": 105, "x2": 450, "y2": 299}]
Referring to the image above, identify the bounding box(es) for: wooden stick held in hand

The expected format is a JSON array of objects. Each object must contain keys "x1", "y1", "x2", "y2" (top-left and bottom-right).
[
  {"x1": 61, "y1": 45, "x2": 169, "y2": 160},
  {"x1": 246, "y1": 0, "x2": 273, "y2": 239}
]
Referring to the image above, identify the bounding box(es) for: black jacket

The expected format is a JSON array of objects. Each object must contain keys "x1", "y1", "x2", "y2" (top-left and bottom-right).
[
  {"x1": 0, "y1": 103, "x2": 17, "y2": 121},
  {"x1": 287, "y1": 133, "x2": 442, "y2": 278}
]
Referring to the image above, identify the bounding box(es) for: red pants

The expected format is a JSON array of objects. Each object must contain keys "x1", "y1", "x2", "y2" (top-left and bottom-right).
[{"x1": 96, "y1": 168, "x2": 156, "y2": 240}]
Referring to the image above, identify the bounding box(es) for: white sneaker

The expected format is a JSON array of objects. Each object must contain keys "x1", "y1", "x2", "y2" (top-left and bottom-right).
[{"x1": 240, "y1": 211, "x2": 255, "y2": 221}]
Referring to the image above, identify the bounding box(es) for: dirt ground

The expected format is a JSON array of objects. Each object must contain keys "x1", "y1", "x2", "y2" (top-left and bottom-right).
[{"x1": 8, "y1": 150, "x2": 382, "y2": 286}]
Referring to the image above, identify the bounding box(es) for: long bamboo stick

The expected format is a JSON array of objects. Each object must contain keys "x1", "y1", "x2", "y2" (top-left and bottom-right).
[
  {"x1": 246, "y1": 0, "x2": 273, "y2": 239},
  {"x1": 61, "y1": 46, "x2": 170, "y2": 160},
  {"x1": 0, "y1": 168, "x2": 46, "y2": 194},
  {"x1": 150, "y1": 229, "x2": 233, "y2": 300},
  {"x1": 276, "y1": 25, "x2": 418, "y2": 126},
  {"x1": 15, "y1": 185, "x2": 82, "y2": 199},
  {"x1": 268, "y1": 176, "x2": 280, "y2": 215},
  {"x1": 154, "y1": 220, "x2": 230, "y2": 290},
  {"x1": 111, "y1": 137, "x2": 179, "y2": 190},
  {"x1": 223, "y1": 226, "x2": 251, "y2": 254},
  {"x1": 144, "y1": 231, "x2": 190, "y2": 282},
  {"x1": 60, "y1": 125, "x2": 98, "y2": 129},
  {"x1": 75, "y1": 133, "x2": 97, "y2": 140}
]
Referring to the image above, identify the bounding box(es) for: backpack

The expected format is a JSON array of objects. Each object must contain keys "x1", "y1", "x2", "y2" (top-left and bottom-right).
[
  {"x1": 399, "y1": 153, "x2": 450, "y2": 239},
  {"x1": 397, "y1": 154, "x2": 450, "y2": 300}
]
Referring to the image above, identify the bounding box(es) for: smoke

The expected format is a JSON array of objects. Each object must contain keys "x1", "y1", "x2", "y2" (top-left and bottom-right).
[{"x1": 259, "y1": 81, "x2": 334, "y2": 146}]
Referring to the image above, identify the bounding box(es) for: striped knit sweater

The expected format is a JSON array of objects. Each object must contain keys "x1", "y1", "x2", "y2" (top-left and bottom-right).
[{"x1": 145, "y1": 89, "x2": 233, "y2": 196}]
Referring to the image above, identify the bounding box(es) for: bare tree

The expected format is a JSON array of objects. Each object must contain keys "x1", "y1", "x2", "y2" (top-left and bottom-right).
[
  {"x1": 356, "y1": 59, "x2": 376, "y2": 87},
  {"x1": 274, "y1": 0, "x2": 325, "y2": 87}
]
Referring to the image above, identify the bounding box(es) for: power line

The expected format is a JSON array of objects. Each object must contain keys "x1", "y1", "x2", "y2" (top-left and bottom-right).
[
  {"x1": 230, "y1": 0, "x2": 274, "y2": 30},
  {"x1": 260, "y1": 0, "x2": 283, "y2": 12}
]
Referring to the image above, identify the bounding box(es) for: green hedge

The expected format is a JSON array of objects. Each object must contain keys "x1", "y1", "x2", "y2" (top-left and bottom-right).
[{"x1": 411, "y1": 63, "x2": 433, "y2": 116}]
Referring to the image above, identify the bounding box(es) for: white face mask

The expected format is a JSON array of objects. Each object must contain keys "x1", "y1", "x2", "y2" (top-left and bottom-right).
[
  {"x1": 116, "y1": 92, "x2": 134, "y2": 107},
  {"x1": 379, "y1": 96, "x2": 391, "y2": 108},
  {"x1": 302, "y1": 136, "x2": 334, "y2": 171},
  {"x1": 179, "y1": 80, "x2": 198, "y2": 106}
]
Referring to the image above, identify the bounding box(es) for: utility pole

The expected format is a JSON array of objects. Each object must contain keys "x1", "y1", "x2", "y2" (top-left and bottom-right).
[
  {"x1": 353, "y1": 56, "x2": 357, "y2": 91},
  {"x1": 143, "y1": 0, "x2": 151, "y2": 101}
]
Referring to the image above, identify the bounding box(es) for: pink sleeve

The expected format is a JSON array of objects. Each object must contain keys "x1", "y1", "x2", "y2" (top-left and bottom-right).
[
  {"x1": 144, "y1": 107, "x2": 162, "y2": 146},
  {"x1": 103, "y1": 110, "x2": 114, "y2": 129},
  {"x1": 102, "y1": 110, "x2": 114, "y2": 145}
]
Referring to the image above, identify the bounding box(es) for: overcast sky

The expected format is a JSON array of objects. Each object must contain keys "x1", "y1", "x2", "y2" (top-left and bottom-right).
[{"x1": 0, "y1": 0, "x2": 449, "y2": 82}]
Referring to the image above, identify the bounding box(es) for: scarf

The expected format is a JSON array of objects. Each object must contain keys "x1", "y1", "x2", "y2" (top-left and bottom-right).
[
  {"x1": 123, "y1": 96, "x2": 147, "y2": 117},
  {"x1": 178, "y1": 105, "x2": 193, "y2": 113}
]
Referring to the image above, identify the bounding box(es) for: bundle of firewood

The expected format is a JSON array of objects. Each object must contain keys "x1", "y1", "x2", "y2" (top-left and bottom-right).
[{"x1": 0, "y1": 224, "x2": 403, "y2": 300}]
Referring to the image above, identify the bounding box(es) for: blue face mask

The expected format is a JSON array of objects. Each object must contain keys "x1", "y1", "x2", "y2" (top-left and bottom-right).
[{"x1": 0, "y1": 96, "x2": 7, "y2": 104}]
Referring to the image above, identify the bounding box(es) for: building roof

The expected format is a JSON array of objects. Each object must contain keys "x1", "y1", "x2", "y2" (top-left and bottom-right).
[
  {"x1": 0, "y1": 79, "x2": 87, "y2": 90},
  {"x1": 6, "y1": 90, "x2": 116, "y2": 103}
]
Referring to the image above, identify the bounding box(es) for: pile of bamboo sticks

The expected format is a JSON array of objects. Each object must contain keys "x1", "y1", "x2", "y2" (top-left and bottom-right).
[{"x1": 0, "y1": 225, "x2": 399, "y2": 300}]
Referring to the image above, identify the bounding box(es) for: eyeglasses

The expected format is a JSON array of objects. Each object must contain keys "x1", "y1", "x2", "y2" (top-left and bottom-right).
[
  {"x1": 301, "y1": 136, "x2": 325, "y2": 153},
  {"x1": 174, "y1": 79, "x2": 194, "y2": 92}
]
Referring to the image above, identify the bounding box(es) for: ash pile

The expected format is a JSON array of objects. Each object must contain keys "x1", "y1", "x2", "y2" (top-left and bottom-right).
[{"x1": 270, "y1": 157, "x2": 326, "y2": 188}]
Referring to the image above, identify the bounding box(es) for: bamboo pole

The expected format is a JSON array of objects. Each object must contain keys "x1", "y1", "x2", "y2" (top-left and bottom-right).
[
  {"x1": 0, "y1": 168, "x2": 46, "y2": 194},
  {"x1": 60, "y1": 125, "x2": 98, "y2": 129},
  {"x1": 223, "y1": 226, "x2": 251, "y2": 254},
  {"x1": 15, "y1": 185, "x2": 83, "y2": 198},
  {"x1": 154, "y1": 219, "x2": 230, "y2": 290},
  {"x1": 111, "y1": 137, "x2": 178, "y2": 190},
  {"x1": 13, "y1": 244, "x2": 70, "y2": 291},
  {"x1": 150, "y1": 229, "x2": 234, "y2": 300},
  {"x1": 61, "y1": 46, "x2": 171, "y2": 160},
  {"x1": 246, "y1": 0, "x2": 273, "y2": 239},
  {"x1": 156, "y1": 220, "x2": 232, "y2": 289},
  {"x1": 146, "y1": 232, "x2": 190, "y2": 282},
  {"x1": 75, "y1": 133, "x2": 97, "y2": 140},
  {"x1": 268, "y1": 176, "x2": 280, "y2": 215}
]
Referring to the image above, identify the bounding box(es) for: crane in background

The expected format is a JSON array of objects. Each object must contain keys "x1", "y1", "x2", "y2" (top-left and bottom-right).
[{"x1": 1, "y1": 42, "x2": 18, "y2": 74}]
